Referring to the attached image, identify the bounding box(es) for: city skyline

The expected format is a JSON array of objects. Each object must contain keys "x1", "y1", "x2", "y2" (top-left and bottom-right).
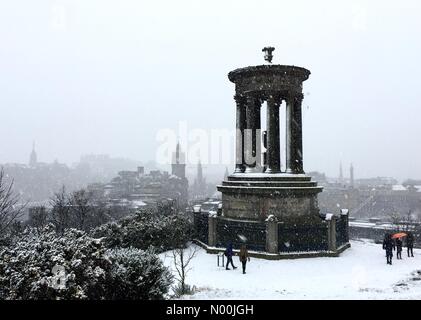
[{"x1": 1, "y1": 1, "x2": 421, "y2": 181}]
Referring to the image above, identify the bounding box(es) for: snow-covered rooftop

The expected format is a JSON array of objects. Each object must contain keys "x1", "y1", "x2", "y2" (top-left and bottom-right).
[{"x1": 392, "y1": 185, "x2": 407, "y2": 191}]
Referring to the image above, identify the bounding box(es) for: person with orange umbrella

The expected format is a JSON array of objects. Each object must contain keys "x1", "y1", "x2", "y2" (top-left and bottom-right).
[
  {"x1": 392, "y1": 232, "x2": 407, "y2": 239},
  {"x1": 392, "y1": 232, "x2": 407, "y2": 260}
]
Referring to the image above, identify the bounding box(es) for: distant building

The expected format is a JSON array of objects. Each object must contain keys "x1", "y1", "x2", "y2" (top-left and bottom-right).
[
  {"x1": 339, "y1": 161, "x2": 343, "y2": 184},
  {"x1": 350, "y1": 163, "x2": 354, "y2": 188},
  {"x1": 77, "y1": 154, "x2": 147, "y2": 182},
  {"x1": 355, "y1": 176, "x2": 398, "y2": 188},
  {"x1": 191, "y1": 160, "x2": 207, "y2": 200},
  {"x1": 2, "y1": 145, "x2": 82, "y2": 204},
  {"x1": 2, "y1": 146, "x2": 154, "y2": 205},
  {"x1": 318, "y1": 174, "x2": 421, "y2": 220},
  {"x1": 29, "y1": 142, "x2": 37, "y2": 167},
  {"x1": 171, "y1": 141, "x2": 186, "y2": 179},
  {"x1": 87, "y1": 144, "x2": 189, "y2": 211}
]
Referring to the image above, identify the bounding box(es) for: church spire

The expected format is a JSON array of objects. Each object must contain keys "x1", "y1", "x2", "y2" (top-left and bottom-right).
[
  {"x1": 339, "y1": 161, "x2": 343, "y2": 183},
  {"x1": 171, "y1": 141, "x2": 185, "y2": 179},
  {"x1": 197, "y1": 159, "x2": 203, "y2": 184},
  {"x1": 350, "y1": 163, "x2": 354, "y2": 188},
  {"x1": 175, "y1": 141, "x2": 181, "y2": 164},
  {"x1": 29, "y1": 141, "x2": 37, "y2": 167}
]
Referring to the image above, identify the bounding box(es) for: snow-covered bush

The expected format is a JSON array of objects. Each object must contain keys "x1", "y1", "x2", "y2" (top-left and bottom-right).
[
  {"x1": 92, "y1": 211, "x2": 192, "y2": 253},
  {"x1": 0, "y1": 224, "x2": 172, "y2": 300},
  {"x1": 0, "y1": 225, "x2": 108, "y2": 299},
  {"x1": 105, "y1": 247, "x2": 172, "y2": 300}
]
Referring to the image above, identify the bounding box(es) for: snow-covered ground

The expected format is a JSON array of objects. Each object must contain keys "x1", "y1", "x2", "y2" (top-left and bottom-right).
[{"x1": 160, "y1": 240, "x2": 421, "y2": 299}]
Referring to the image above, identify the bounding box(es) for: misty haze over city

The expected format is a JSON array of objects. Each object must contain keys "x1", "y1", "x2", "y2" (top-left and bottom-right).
[
  {"x1": 1, "y1": 0, "x2": 421, "y2": 181},
  {"x1": 4, "y1": 0, "x2": 421, "y2": 305}
]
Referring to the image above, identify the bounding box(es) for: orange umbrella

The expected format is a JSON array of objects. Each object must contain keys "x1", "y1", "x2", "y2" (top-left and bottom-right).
[{"x1": 392, "y1": 232, "x2": 407, "y2": 239}]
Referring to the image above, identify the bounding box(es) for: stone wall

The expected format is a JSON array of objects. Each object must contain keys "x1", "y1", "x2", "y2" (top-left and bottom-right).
[
  {"x1": 194, "y1": 211, "x2": 350, "y2": 257},
  {"x1": 278, "y1": 220, "x2": 328, "y2": 252},
  {"x1": 336, "y1": 215, "x2": 349, "y2": 247},
  {"x1": 215, "y1": 217, "x2": 266, "y2": 252},
  {"x1": 222, "y1": 192, "x2": 318, "y2": 220}
]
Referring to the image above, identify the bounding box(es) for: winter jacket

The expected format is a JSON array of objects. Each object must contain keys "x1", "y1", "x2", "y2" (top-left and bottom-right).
[
  {"x1": 406, "y1": 234, "x2": 414, "y2": 247},
  {"x1": 396, "y1": 239, "x2": 403, "y2": 252},
  {"x1": 224, "y1": 244, "x2": 234, "y2": 257},
  {"x1": 383, "y1": 238, "x2": 395, "y2": 252},
  {"x1": 239, "y1": 247, "x2": 249, "y2": 262}
]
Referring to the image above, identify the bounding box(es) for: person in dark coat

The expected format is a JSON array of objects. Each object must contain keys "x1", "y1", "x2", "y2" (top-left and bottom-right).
[
  {"x1": 224, "y1": 243, "x2": 237, "y2": 270},
  {"x1": 406, "y1": 232, "x2": 415, "y2": 257},
  {"x1": 383, "y1": 233, "x2": 395, "y2": 265},
  {"x1": 396, "y1": 237, "x2": 403, "y2": 259},
  {"x1": 239, "y1": 245, "x2": 250, "y2": 274}
]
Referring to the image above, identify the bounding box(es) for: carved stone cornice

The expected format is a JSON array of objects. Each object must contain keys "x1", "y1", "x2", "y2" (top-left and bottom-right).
[{"x1": 228, "y1": 65, "x2": 310, "y2": 83}]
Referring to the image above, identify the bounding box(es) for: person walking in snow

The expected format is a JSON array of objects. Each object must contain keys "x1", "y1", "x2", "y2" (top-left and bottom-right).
[
  {"x1": 224, "y1": 242, "x2": 237, "y2": 270},
  {"x1": 383, "y1": 233, "x2": 395, "y2": 265},
  {"x1": 396, "y1": 237, "x2": 403, "y2": 260},
  {"x1": 239, "y1": 244, "x2": 250, "y2": 274},
  {"x1": 406, "y1": 232, "x2": 415, "y2": 257}
]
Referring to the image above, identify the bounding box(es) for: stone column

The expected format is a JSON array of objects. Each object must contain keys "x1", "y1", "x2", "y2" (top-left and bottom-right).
[
  {"x1": 266, "y1": 216, "x2": 279, "y2": 253},
  {"x1": 341, "y1": 209, "x2": 350, "y2": 243},
  {"x1": 244, "y1": 95, "x2": 262, "y2": 173},
  {"x1": 286, "y1": 94, "x2": 304, "y2": 174},
  {"x1": 294, "y1": 94, "x2": 304, "y2": 173},
  {"x1": 266, "y1": 95, "x2": 281, "y2": 173},
  {"x1": 234, "y1": 95, "x2": 246, "y2": 173},
  {"x1": 208, "y1": 215, "x2": 217, "y2": 247}
]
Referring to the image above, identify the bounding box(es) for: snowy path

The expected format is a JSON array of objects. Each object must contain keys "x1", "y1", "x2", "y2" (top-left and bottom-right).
[{"x1": 160, "y1": 240, "x2": 421, "y2": 299}]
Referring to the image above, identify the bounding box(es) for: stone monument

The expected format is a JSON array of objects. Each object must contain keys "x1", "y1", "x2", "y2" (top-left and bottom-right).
[{"x1": 194, "y1": 48, "x2": 350, "y2": 259}]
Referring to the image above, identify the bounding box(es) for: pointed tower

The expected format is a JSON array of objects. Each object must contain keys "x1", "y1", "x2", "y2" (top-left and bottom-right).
[
  {"x1": 339, "y1": 161, "x2": 343, "y2": 183},
  {"x1": 193, "y1": 159, "x2": 206, "y2": 199},
  {"x1": 171, "y1": 141, "x2": 186, "y2": 179},
  {"x1": 170, "y1": 141, "x2": 188, "y2": 208},
  {"x1": 197, "y1": 160, "x2": 204, "y2": 185},
  {"x1": 29, "y1": 141, "x2": 37, "y2": 167},
  {"x1": 350, "y1": 163, "x2": 354, "y2": 188}
]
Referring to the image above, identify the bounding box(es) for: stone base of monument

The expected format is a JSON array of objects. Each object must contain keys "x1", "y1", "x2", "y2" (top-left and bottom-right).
[
  {"x1": 219, "y1": 173, "x2": 323, "y2": 220},
  {"x1": 193, "y1": 174, "x2": 351, "y2": 260}
]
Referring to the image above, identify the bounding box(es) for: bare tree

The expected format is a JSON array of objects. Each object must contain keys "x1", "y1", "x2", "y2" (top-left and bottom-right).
[
  {"x1": 171, "y1": 244, "x2": 199, "y2": 296},
  {"x1": 402, "y1": 210, "x2": 417, "y2": 233},
  {"x1": 49, "y1": 185, "x2": 71, "y2": 234},
  {"x1": 0, "y1": 167, "x2": 25, "y2": 235},
  {"x1": 69, "y1": 189, "x2": 93, "y2": 231},
  {"x1": 28, "y1": 205, "x2": 48, "y2": 230},
  {"x1": 388, "y1": 212, "x2": 401, "y2": 231},
  {"x1": 90, "y1": 198, "x2": 112, "y2": 227}
]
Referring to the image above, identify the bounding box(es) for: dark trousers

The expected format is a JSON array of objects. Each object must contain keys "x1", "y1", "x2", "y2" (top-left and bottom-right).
[
  {"x1": 408, "y1": 246, "x2": 414, "y2": 257},
  {"x1": 397, "y1": 250, "x2": 402, "y2": 259},
  {"x1": 386, "y1": 251, "x2": 393, "y2": 264},
  {"x1": 226, "y1": 256, "x2": 236, "y2": 269},
  {"x1": 241, "y1": 261, "x2": 247, "y2": 273}
]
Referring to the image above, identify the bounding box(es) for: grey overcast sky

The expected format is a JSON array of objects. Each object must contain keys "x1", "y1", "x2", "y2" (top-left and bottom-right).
[{"x1": 0, "y1": 0, "x2": 420, "y2": 181}]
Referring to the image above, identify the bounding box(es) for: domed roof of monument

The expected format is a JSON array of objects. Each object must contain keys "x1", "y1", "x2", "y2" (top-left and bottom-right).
[
  {"x1": 228, "y1": 46, "x2": 310, "y2": 83},
  {"x1": 228, "y1": 64, "x2": 310, "y2": 83}
]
